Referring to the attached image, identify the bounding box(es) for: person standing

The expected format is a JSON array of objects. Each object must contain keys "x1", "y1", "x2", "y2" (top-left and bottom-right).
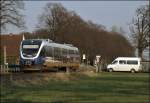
[{"x1": 95, "y1": 55, "x2": 102, "y2": 72}]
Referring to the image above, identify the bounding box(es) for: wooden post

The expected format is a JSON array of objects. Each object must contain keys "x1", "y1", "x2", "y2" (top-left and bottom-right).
[
  {"x1": 66, "y1": 67, "x2": 70, "y2": 74},
  {"x1": 4, "y1": 46, "x2": 7, "y2": 65}
]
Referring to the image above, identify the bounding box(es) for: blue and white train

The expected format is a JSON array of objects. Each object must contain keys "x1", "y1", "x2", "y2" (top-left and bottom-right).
[{"x1": 20, "y1": 39, "x2": 80, "y2": 71}]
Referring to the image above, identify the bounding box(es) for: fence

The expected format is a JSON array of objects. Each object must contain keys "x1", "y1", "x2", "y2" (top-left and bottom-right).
[
  {"x1": 6, "y1": 56, "x2": 19, "y2": 65},
  {"x1": 0, "y1": 55, "x2": 20, "y2": 73},
  {"x1": 0, "y1": 65, "x2": 20, "y2": 73},
  {"x1": 0, "y1": 65, "x2": 9, "y2": 73}
]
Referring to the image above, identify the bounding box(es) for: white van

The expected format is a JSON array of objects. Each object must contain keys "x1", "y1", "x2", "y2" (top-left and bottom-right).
[{"x1": 107, "y1": 57, "x2": 142, "y2": 73}]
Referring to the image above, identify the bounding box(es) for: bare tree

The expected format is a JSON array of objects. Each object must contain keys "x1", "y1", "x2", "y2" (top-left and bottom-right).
[
  {"x1": 87, "y1": 20, "x2": 106, "y2": 31},
  {"x1": 36, "y1": 2, "x2": 134, "y2": 65},
  {"x1": 129, "y1": 5, "x2": 149, "y2": 59},
  {"x1": 37, "y1": 3, "x2": 71, "y2": 40},
  {"x1": 0, "y1": 0, "x2": 25, "y2": 30}
]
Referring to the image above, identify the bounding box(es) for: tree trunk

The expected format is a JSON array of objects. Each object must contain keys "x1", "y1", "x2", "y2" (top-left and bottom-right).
[{"x1": 138, "y1": 49, "x2": 143, "y2": 59}]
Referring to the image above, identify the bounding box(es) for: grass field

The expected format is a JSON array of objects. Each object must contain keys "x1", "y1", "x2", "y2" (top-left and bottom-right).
[{"x1": 0, "y1": 72, "x2": 150, "y2": 103}]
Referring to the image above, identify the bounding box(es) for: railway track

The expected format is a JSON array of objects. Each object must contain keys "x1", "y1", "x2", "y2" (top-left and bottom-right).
[
  {"x1": 0, "y1": 67, "x2": 79, "y2": 74},
  {"x1": 0, "y1": 64, "x2": 96, "y2": 74}
]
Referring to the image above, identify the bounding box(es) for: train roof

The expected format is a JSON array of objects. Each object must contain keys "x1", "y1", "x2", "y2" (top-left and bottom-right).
[
  {"x1": 44, "y1": 42, "x2": 78, "y2": 51},
  {"x1": 22, "y1": 39, "x2": 78, "y2": 51},
  {"x1": 22, "y1": 39, "x2": 53, "y2": 42}
]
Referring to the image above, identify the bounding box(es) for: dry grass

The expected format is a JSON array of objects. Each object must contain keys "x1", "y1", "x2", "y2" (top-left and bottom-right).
[
  {"x1": 1, "y1": 72, "x2": 149, "y2": 103},
  {"x1": 0, "y1": 71, "x2": 95, "y2": 86}
]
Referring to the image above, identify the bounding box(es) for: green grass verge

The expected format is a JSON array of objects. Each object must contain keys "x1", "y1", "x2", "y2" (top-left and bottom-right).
[{"x1": 0, "y1": 72, "x2": 149, "y2": 103}]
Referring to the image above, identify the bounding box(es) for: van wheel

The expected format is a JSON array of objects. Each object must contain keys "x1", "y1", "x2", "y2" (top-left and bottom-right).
[
  {"x1": 131, "y1": 69, "x2": 135, "y2": 73},
  {"x1": 108, "y1": 68, "x2": 113, "y2": 72}
]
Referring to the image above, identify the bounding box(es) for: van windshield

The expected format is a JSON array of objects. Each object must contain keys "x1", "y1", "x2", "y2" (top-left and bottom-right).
[{"x1": 112, "y1": 60, "x2": 118, "y2": 64}]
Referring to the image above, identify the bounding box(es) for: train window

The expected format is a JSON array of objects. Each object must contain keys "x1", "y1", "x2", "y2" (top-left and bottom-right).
[
  {"x1": 45, "y1": 46, "x2": 48, "y2": 56},
  {"x1": 62, "y1": 48, "x2": 64, "y2": 54},
  {"x1": 62, "y1": 49, "x2": 67, "y2": 55},
  {"x1": 22, "y1": 40, "x2": 42, "y2": 45},
  {"x1": 69, "y1": 50, "x2": 74, "y2": 54},
  {"x1": 65, "y1": 49, "x2": 68, "y2": 54},
  {"x1": 44, "y1": 46, "x2": 53, "y2": 57},
  {"x1": 74, "y1": 50, "x2": 79, "y2": 55},
  {"x1": 54, "y1": 47, "x2": 58, "y2": 54},
  {"x1": 44, "y1": 46, "x2": 48, "y2": 56},
  {"x1": 48, "y1": 46, "x2": 53, "y2": 57},
  {"x1": 62, "y1": 49, "x2": 68, "y2": 63},
  {"x1": 54, "y1": 47, "x2": 61, "y2": 59}
]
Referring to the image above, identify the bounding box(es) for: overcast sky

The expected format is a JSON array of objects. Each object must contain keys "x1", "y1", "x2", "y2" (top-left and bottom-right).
[{"x1": 3, "y1": 1, "x2": 148, "y2": 36}]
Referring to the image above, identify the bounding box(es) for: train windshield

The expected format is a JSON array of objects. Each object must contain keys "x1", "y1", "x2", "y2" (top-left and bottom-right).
[{"x1": 22, "y1": 40, "x2": 42, "y2": 57}]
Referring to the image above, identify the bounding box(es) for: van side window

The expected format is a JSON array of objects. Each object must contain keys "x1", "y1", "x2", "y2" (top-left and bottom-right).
[
  {"x1": 112, "y1": 60, "x2": 118, "y2": 64},
  {"x1": 119, "y1": 60, "x2": 126, "y2": 64},
  {"x1": 127, "y1": 60, "x2": 138, "y2": 65}
]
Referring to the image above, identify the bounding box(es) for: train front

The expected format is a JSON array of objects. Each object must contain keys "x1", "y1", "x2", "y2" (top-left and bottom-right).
[{"x1": 20, "y1": 39, "x2": 43, "y2": 71}]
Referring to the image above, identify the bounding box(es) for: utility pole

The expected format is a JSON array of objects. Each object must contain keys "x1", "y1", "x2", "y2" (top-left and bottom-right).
[
  {"x1": 4, "y1": 45, "x2": 9, "y2": 72},
  {"x1": 4, "y1": 46, "x2": 7, "y2": 65}
]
